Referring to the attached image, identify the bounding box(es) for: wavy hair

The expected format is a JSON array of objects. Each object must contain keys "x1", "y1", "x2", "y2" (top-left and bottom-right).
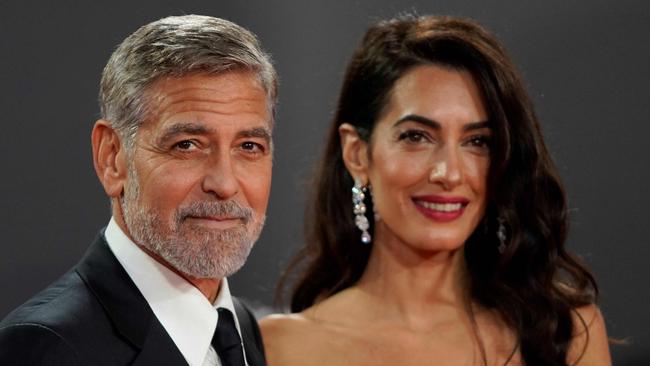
[{"x1": 281, "y1": 15, "x2": 598, "y2": 365}]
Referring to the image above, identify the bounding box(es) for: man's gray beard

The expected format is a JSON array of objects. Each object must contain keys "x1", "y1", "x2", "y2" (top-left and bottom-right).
[{"x1": 121, "y1": 165, "x2": 264, "y2": 279}]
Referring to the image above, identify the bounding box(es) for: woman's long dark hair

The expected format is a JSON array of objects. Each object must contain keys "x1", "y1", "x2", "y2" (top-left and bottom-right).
[{"x1": 281, "y1": 15, "x2": 597, "y2": 366}]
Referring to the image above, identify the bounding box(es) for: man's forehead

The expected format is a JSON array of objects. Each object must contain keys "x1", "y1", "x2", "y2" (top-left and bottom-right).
[
  {"x1": 138, "y1": 72, "x2": 273, "y2": 133},
  {"x1": 146, "y1": 71, "x2": 267, "y2": 106}
]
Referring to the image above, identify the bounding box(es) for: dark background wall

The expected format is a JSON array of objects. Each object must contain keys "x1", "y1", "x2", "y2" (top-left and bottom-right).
[{"x1": 1, "y1": 1, "x2": 647, "y2": 364}]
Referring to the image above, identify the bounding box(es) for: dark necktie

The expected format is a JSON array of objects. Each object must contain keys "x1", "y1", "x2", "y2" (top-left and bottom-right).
[{"x1": 212, "y1": 308, "x2": 246, "y2": 366}]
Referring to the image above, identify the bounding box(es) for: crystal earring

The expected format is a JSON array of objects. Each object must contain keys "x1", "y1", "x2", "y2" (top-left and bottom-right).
[
  {"x1": 497, "y1": 216, "x2": 507, "y2": 253},
  {"x1": 369, "y1": 184, "x2": 380, "y2": 222},
  {"x1": 352, "y1": 180, "x2": 371, "y2": 244}
]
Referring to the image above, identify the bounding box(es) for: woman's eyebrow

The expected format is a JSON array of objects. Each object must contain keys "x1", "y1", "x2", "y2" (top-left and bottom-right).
[
  {"x1": 463, "y1": 121, "x2": 491, "y2": 132},
  {"x1": 393, "y1": 114, "x2": 490, "y2": 131},
  {"x1": 393, "y1": 114, "x2": 441, "y2": 129}
]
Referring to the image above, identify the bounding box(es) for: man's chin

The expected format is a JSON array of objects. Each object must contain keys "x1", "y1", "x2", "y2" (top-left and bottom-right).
[
  {"x1": 146, "y1": 236, "x2": 254, "y2": 279},
  {"x1": 166, "y1": 252, "x2": 250, "y2": 280}
]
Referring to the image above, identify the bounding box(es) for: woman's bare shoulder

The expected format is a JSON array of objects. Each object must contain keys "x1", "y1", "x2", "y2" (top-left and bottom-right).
[
  {"x1": 260, "y1": 289, "x2": 359, "y2": 335},
  {"x1": 567, "y1": 304, "x2": 612, "y2": 366},
  {"x1": 259, "y1": 312, "x2": 329, "y2": 366},
  {"x1": 259, "y1": 291, "x2": 371, "y2": 365},
  {"x1": 259, "y1": 312, "x2": 313, "y2": 336}
]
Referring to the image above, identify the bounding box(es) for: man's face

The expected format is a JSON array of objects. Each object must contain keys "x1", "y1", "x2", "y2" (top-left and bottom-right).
[{"x1": 120, "y1": 71, "x2": 272, "y2": 279}]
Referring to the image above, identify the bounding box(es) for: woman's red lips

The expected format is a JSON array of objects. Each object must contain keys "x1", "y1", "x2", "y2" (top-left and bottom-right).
[
  {"x1": 413, "y1": 195, "x2": 469, "y2": 204},
  {"x1": 412, "y1": 195, "x2": 469, "y2": 221}
]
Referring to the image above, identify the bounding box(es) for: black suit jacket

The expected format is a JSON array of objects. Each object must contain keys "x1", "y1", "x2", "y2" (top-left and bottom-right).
[{"x1": 0, "y1": 232, "x2": 266, "y2": 366}]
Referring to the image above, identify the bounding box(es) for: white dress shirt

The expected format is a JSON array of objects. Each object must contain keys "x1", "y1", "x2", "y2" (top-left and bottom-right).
[{"x1": 104, "y1": 217, "x2": 249, "y2": 366}]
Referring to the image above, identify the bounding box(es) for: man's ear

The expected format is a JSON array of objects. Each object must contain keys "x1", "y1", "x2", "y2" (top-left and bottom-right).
[
  {"x1": 92, "y1": 120, "x2": 127, "y2": 198},
  {"x1": 339, "y1": 123, "x2": 370, "y2": 184}
]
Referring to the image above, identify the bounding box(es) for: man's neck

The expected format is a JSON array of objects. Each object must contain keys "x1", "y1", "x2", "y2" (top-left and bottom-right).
[
  {"x1": 111, "y1": 205, "x2": 222, "y2": 303},
  {"x1": 137, "y1": 244, "x2": 223, "y2": 303}
]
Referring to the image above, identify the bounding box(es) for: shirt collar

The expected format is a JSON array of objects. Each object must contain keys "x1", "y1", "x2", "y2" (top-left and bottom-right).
[{"x1": 104, "y1": 217, "x2": 243, "y2": 366}]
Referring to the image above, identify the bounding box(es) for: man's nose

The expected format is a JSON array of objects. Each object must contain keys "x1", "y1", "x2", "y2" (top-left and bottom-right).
[
  {"x1": 201, "y1": 152, "x2": 239, "y2": 199},
  {"x1": 428, "y1": 146, "x2": 463, "y2": 190}
]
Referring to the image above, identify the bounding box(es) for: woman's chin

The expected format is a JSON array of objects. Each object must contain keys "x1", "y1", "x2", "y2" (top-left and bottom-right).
[
  {"x1": 396, "y1": 235, "x2": 467, "y2": 257},
  {"x1": 415, "y1": 240, "x2": 465, "y2": 254}
]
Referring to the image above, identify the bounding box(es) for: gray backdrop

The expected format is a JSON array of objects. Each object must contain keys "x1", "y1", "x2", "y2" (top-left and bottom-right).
[{"x1": 1, "y1": 1, "x2": 648, "y2": 364}]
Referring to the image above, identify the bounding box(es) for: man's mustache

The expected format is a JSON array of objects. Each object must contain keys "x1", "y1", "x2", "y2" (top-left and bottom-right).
[{"x1": 176, "y1": 201, "x2": 253, "y2": 224}]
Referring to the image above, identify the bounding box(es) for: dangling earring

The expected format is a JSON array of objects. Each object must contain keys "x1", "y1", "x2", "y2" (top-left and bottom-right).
[
  {"x1": 497, "y1": 216, "x2": 507, "y2": 253},
  {"x1": 352, "y1": 180, "x2": 372, "y2": 244},
  {"x1": 369, "y1": 184, "x2": 380, "y2": 222}
]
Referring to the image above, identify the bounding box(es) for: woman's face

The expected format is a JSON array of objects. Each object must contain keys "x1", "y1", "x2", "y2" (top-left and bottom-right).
[{"x1": 365, "y1": 64, "x2": 491, "y2": 251}]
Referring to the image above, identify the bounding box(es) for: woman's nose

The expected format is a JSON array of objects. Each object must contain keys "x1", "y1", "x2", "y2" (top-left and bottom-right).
[{"x1": 428, "y1": 148, "x2": 462, "y2": 190}]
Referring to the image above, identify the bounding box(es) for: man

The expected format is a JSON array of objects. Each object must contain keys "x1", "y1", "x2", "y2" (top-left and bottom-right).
[{"x1": 0, "y1": 15, "x2": 277, "y2": 366}]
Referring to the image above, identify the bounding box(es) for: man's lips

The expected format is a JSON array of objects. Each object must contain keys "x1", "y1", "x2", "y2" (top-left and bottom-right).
[
  {"x1": 185, "y1": 215, "x2": 244, "y2": 228},
  {"x1": 187, "y1": 215, "x2": 241, "y2": 221}
]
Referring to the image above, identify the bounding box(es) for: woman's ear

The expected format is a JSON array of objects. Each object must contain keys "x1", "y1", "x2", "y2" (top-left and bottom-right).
[
  {"x1": 339, "y1": 123, "x2": 370, "y2": 184},
  {"x1": 91, "y1": 120, "x2": 128, "y2": 198}
]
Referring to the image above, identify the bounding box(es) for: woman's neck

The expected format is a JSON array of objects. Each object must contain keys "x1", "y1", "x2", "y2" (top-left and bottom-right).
[{"x1": 355, "y1": 223, "x2": 472, "y2": 331}]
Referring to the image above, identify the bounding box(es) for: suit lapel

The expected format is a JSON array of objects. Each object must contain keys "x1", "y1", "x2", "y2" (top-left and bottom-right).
[
  {"x1": 233, "y1": 297, "x2": 266, "y2": 366},
  {"x1": 76, "y1": 232, "x2": 188, "y2": 365},
  {"x1": 131, "y1": 318, "x2": 188, "y2": 365}
]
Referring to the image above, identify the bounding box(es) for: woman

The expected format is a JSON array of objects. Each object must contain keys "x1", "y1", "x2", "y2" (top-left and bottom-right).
[{"x1": 261, "y1": 15, "x2": 611, "y2": 365}]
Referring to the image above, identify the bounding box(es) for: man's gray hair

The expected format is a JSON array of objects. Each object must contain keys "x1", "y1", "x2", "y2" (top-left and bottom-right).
[{"x1": 100, "y1": 14, "x2": 278, "y2": 149}]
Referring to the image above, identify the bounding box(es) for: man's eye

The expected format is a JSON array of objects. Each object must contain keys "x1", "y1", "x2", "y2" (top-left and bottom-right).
[
  {"x1": 241, "y1": 141, "x2": 264, "y2": 153},
  {"x1": 173, "y1": 140, "x2": 197, "y2": 150}
]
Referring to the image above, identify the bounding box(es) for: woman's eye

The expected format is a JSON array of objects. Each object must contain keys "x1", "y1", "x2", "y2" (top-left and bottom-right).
[
  {"x1": 398, "y1": 130, "x2": 428, "y2": 143},
  {"x1": 466, "y1": 135, "x2": 491, "y2": 149}
]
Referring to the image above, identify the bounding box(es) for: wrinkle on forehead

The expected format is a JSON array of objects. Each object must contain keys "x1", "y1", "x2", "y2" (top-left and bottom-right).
[{"x1": 141, "y1": 71, "x2": 271, "y2": 126}]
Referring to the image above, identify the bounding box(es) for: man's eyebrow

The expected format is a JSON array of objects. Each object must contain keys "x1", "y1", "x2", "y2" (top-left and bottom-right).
[
  {"x1": 393, "y1": 114, "x2": 491, "y2": 131},
  {"x1": 157, "y1": 122, "x2": 213, "y2": 145},
  {"x1": 237, "y1": 127, "x2": 272, "y2": 142}
]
